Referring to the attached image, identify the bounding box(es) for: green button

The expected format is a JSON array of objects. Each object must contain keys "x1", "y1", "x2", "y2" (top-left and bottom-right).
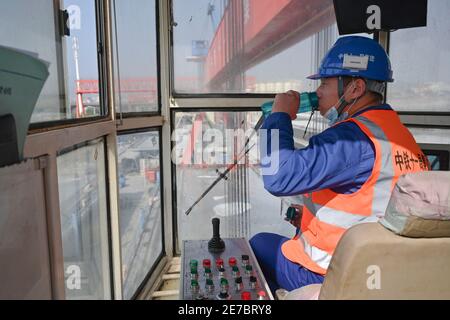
[
  {"x1": 191, "y1": 267, "x2": 198, "y2": 274},
  {"x1": 246, "y1": 265, "x2": 253, "y2": 271},
  {"x1": 206, "y1": 279, "x2": 214, "y2": 286},
  {"x1": 232, "y1": 266, "x2": 239, "y2": 272},
  {"x1": 220, "y1": 278, "x2": 228, "y2": 286},
  {"x1": 191, "y1": 280, "x2": 199, "y2": 287},
  {"x1": 205, "y1": 268, "x2": 211, "y2": 273},
  {"x1": 190, "y1": 260, "x2": 198, "y2": 268}
]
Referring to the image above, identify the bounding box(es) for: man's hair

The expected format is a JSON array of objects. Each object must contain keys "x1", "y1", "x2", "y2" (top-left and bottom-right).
[{"x1": 343, "y1": 77, "x2": 384, "y2": 103}]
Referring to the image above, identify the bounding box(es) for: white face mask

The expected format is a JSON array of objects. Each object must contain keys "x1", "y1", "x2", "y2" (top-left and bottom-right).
[
  {"x1": 324, "y1": 106, "x2": 340, "y2": 126},
  {"x1": 323, "y1": 81, "x2": 358, "y2": 126}
]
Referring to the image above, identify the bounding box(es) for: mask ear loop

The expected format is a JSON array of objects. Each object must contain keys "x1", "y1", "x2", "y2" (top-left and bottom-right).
[
  {"x1": 336, "y1": 76, "x2": 349, "y2": 116},
  {"x1": 345, "y1": 95, "x2": 359, "y2": 116},
  {"x1": 337, "y1": 79, "x2": 359, "y2": 116}
]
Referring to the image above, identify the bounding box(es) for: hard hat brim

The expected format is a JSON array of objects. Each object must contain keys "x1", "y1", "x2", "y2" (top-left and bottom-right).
[
  {"x1": 307, "y1": 73, "x2": 322, "y2": 80},
  {"x1": 307, "y1": 72, "x2": 394, "y2": 82}
]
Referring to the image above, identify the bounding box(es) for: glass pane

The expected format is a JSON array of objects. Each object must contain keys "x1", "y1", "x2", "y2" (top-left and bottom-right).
[
  {"x1": 0, "y1": 0, "x2": 103, "y2": 123},
  {"x1": 174, "y1": 111, "x2": 294, "y2": 248},
  {"x1": 388, "y1": 0, "x2": 450, "y2": 112},
  {"x1": 118, "y1": 131, "x2": 163, "y2": 299},
  {"x1": 57, "y1": 139, "x2": 111, "y2": 300},
  {"x1": 173, "y1": 0, "x2": 337, "y2": 94},
  {"x1": 62, "y1": 0, "x2": 102, "y2": 119},
  {"x1": 112, "y1": 0, "x2": 159, "y2": 113},
  {"x1": 0, "y1": 1, "x2": 63, "y2": 122}
]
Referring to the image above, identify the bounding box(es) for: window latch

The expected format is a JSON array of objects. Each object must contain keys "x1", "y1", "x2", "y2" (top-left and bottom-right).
[{"x1": 60, "y1": 9, "x2": 71, "y2": 37}]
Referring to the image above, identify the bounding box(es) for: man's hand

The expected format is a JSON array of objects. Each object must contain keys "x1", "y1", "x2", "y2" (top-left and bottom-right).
[
  {"x1": 285, "y1": 205, "x2": 303, "y2": 229},
  {"x1": 272, "y1": 90, "x2": 300, "y2": 120}
]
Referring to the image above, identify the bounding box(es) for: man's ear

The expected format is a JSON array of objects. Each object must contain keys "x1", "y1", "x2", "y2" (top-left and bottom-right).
[{"x1": 349, "y1": 79, "x2": 366, "y2": 99}]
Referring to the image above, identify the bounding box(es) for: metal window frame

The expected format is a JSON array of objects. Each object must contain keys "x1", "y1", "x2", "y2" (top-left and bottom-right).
[
  {"x1": 170, "y1": 106, "x2": 262, "y2": 255},
  {"x1": 385, "y1": 28, "x2": 450, "y2": 121},
  {"x1": 22, "y1": 0, "x2": 121, "y2": 300},
  {"x1": 116, "y1": 127, "x2": 166, "y2": 300},
  {"x1": 29, "y1": 0, "x2": 111, "y2": 131},
  {"x1": 112, "y1": 0, "x2": 162, "y2": 119},
  {"x1": 169, "y1": 0, "x2": 287, "y2": 100},
  {"x1": 18, "y1": 0, "x2": 171, "y2": 300},
  {"x1": 24, "y1": 121, "x2": 117, "y2": 300},
  {"x1": 57, "y1": 137, "x2": 115, "y2": 300}
]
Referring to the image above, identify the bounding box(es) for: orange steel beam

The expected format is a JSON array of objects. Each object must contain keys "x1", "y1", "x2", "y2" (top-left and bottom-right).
[{"x1": 205, "y1": 0, "x2": 335, "y2": 88}]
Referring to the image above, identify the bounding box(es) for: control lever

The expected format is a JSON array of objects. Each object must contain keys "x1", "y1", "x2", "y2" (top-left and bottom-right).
[{"x1": 208, "y1": 218, "x2": 225, "y2": 253}]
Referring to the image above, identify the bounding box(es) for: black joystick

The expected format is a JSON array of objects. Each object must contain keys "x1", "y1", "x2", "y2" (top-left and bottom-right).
[{"x1": 208, "y1": 218, "x2": 225, "y2": 253}]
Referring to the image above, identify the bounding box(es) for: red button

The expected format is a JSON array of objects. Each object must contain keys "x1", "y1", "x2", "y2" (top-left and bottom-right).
[
  {"x1": 216, "y1": 258, "x2": 224, "y2": 268},
  {"x1": 203, "y1": 259, "x2": 211, "y2": 268},
  {"x1": 258, "y1": 291, "x2": 266, "y2": 298},
  {"x1": 229, "y1": 257, "x2": 237, "y2": 267},
  {"x1": 241, "y1": 291, "x2": 251, "y2": 300}
]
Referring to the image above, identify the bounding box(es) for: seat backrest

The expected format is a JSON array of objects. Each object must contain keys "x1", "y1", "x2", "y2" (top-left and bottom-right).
[{"x1": 318, "y1": 222, "x2": 450, "y2": 300}]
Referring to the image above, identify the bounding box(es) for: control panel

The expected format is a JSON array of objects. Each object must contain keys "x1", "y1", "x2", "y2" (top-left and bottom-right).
[{"x1": 180, "y1": 237, "x2": 273, "y2": 300}]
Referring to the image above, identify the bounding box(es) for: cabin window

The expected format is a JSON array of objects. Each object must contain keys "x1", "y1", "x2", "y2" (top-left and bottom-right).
[
  {"x1": 117, "y1": 130, "x2": 163, "y2": 299},
  {"x1": 173, "y1": 110, "x2": 294, "y2": 249},
  {"x1": 57, "y1": 138, "x2": 112, "y2": 299},
  {"x1": 172, "y1": 0, "x2": 338, "y2": 94},
  {"x1": 388, "y1": 0, "x2": 450, "y2": 113},
  {"x1": 111, "y1": 0, "x2": 159, "y2": 114}
]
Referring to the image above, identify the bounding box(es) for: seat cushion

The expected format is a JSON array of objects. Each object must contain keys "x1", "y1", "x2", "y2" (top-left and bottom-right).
[
  {"x1": 319, "y1": 223, "x2": 450, "y2": 299},
  {"x1": 380, "y1": 171, "x2": 450, "y2": 238},
  {"x1": 283, "y1": 284, "x2": 322, "y2": 300}
]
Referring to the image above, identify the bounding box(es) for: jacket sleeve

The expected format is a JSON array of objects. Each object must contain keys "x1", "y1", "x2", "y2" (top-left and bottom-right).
[{"x1": 260, "y1": 112, "x2": 371, "y2": 196}]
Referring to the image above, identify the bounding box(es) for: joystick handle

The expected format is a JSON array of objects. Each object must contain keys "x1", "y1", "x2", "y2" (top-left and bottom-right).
[
  {"x1": 208, "y1": 218, "x2": 225, "y2": 253},
  {"x1": 212, "y1": 218, "x2": 220, "y2": 237}
]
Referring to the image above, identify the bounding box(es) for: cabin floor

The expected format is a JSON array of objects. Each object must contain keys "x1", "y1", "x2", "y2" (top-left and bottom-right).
[{"x1": 150, "y1": 257, "x2": 181, "y2": 300}]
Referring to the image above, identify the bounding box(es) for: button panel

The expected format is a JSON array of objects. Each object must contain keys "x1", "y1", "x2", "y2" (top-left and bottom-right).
[{"x1": 181, "y1": 238, "x2": 273, "y2": 300}]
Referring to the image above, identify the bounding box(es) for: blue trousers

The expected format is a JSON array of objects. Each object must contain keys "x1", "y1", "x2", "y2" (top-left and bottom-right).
[{"x1": 250, "y1": 233, "x2": 324, "y2": 293}]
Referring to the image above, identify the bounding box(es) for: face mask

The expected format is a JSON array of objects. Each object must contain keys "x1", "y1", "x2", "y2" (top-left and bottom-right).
[
  {"x1": 323, "y1": 81, "x2": 358, "y2": 126},
  {"x1": 324, "y1": 106, "x2": 340, "y2": 126}
]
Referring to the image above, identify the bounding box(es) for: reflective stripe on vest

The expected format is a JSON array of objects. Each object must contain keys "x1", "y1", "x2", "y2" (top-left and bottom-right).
[
  {"x1": 300, "y1": 233, "x2": 332, "y2": 270},
  {"x1": 357, "y1": 116, "x2": 395, "y2": 216},
  {"x1": 303, "y1": 192, "x2": 380, "y2": 229},
  {"x1": 281, "y1": 110, "x2": 428, "y2": 275}
]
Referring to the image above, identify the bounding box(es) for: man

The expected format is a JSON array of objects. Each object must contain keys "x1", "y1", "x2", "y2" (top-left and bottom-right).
[{"x1": 250, "y1": 36, "x2": 429, "y2": 293}]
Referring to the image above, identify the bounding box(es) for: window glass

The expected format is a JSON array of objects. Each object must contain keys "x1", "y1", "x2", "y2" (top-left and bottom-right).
[
  {"x1": 118, "y1": 131, "x2": 163, "y2": 299},
  {"x1": 174, "y1": 111, "x2": 294, "y2": 248},
  {"x1": 388, "y1": 0, "x2": 450, "y2": 112},
  {"x1": 173, "y1": 0, "x2": 337, "y2": 94},
  {"x1": 57, "y1": 139, "x2": 111, "y2": 299},
  {"x1": 112, "y1": 0, "x2": 159, "y2": 113},
  {"x1": 0, "y1": 0, "x2": 103, "y2": 123},
  {"x1": 62, "y1": 0, "x2": 103, "y2": 119}
]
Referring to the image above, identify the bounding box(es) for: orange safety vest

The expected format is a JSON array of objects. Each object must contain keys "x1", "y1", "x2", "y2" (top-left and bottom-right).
[{"x1": 281, "y1": 109, "x2": 430, "y2": 275}]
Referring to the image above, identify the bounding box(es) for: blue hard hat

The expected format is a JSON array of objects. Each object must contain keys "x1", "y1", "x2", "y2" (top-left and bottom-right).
[{"x1": 308, "y1": 36, "x2": 394, "y2": 82}]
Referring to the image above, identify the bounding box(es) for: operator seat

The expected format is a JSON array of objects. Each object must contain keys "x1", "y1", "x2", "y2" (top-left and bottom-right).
[{"x1": 278, "y1": 171, "x2": 450, "y2": 300}]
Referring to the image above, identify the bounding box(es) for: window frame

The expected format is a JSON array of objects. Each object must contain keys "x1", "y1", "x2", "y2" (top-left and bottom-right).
[
  {"x1": 386, "y1": 21, "x2": 450, "y2": 119},
  {"x1": 116, "y1": 126, "x2": 166, "y2": 299},
  {"x1": 112, "y1": 0, "x2": 162, "y2": 119},
  {"x1": 21, "y1": 0, "x2": 170, "y2": 300},
  {"x1": 169, "y1": 0, "x2": 319, "y2": 100},
  {"x1": 28, "y1": 0, "x2": 110, "y2": 131},
  {"x1": 170, "y1": 106, "x2": 261, "y2": 255},
  {"x1": 56, "y1": 137, "x2": 114, "y2": 300}
]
